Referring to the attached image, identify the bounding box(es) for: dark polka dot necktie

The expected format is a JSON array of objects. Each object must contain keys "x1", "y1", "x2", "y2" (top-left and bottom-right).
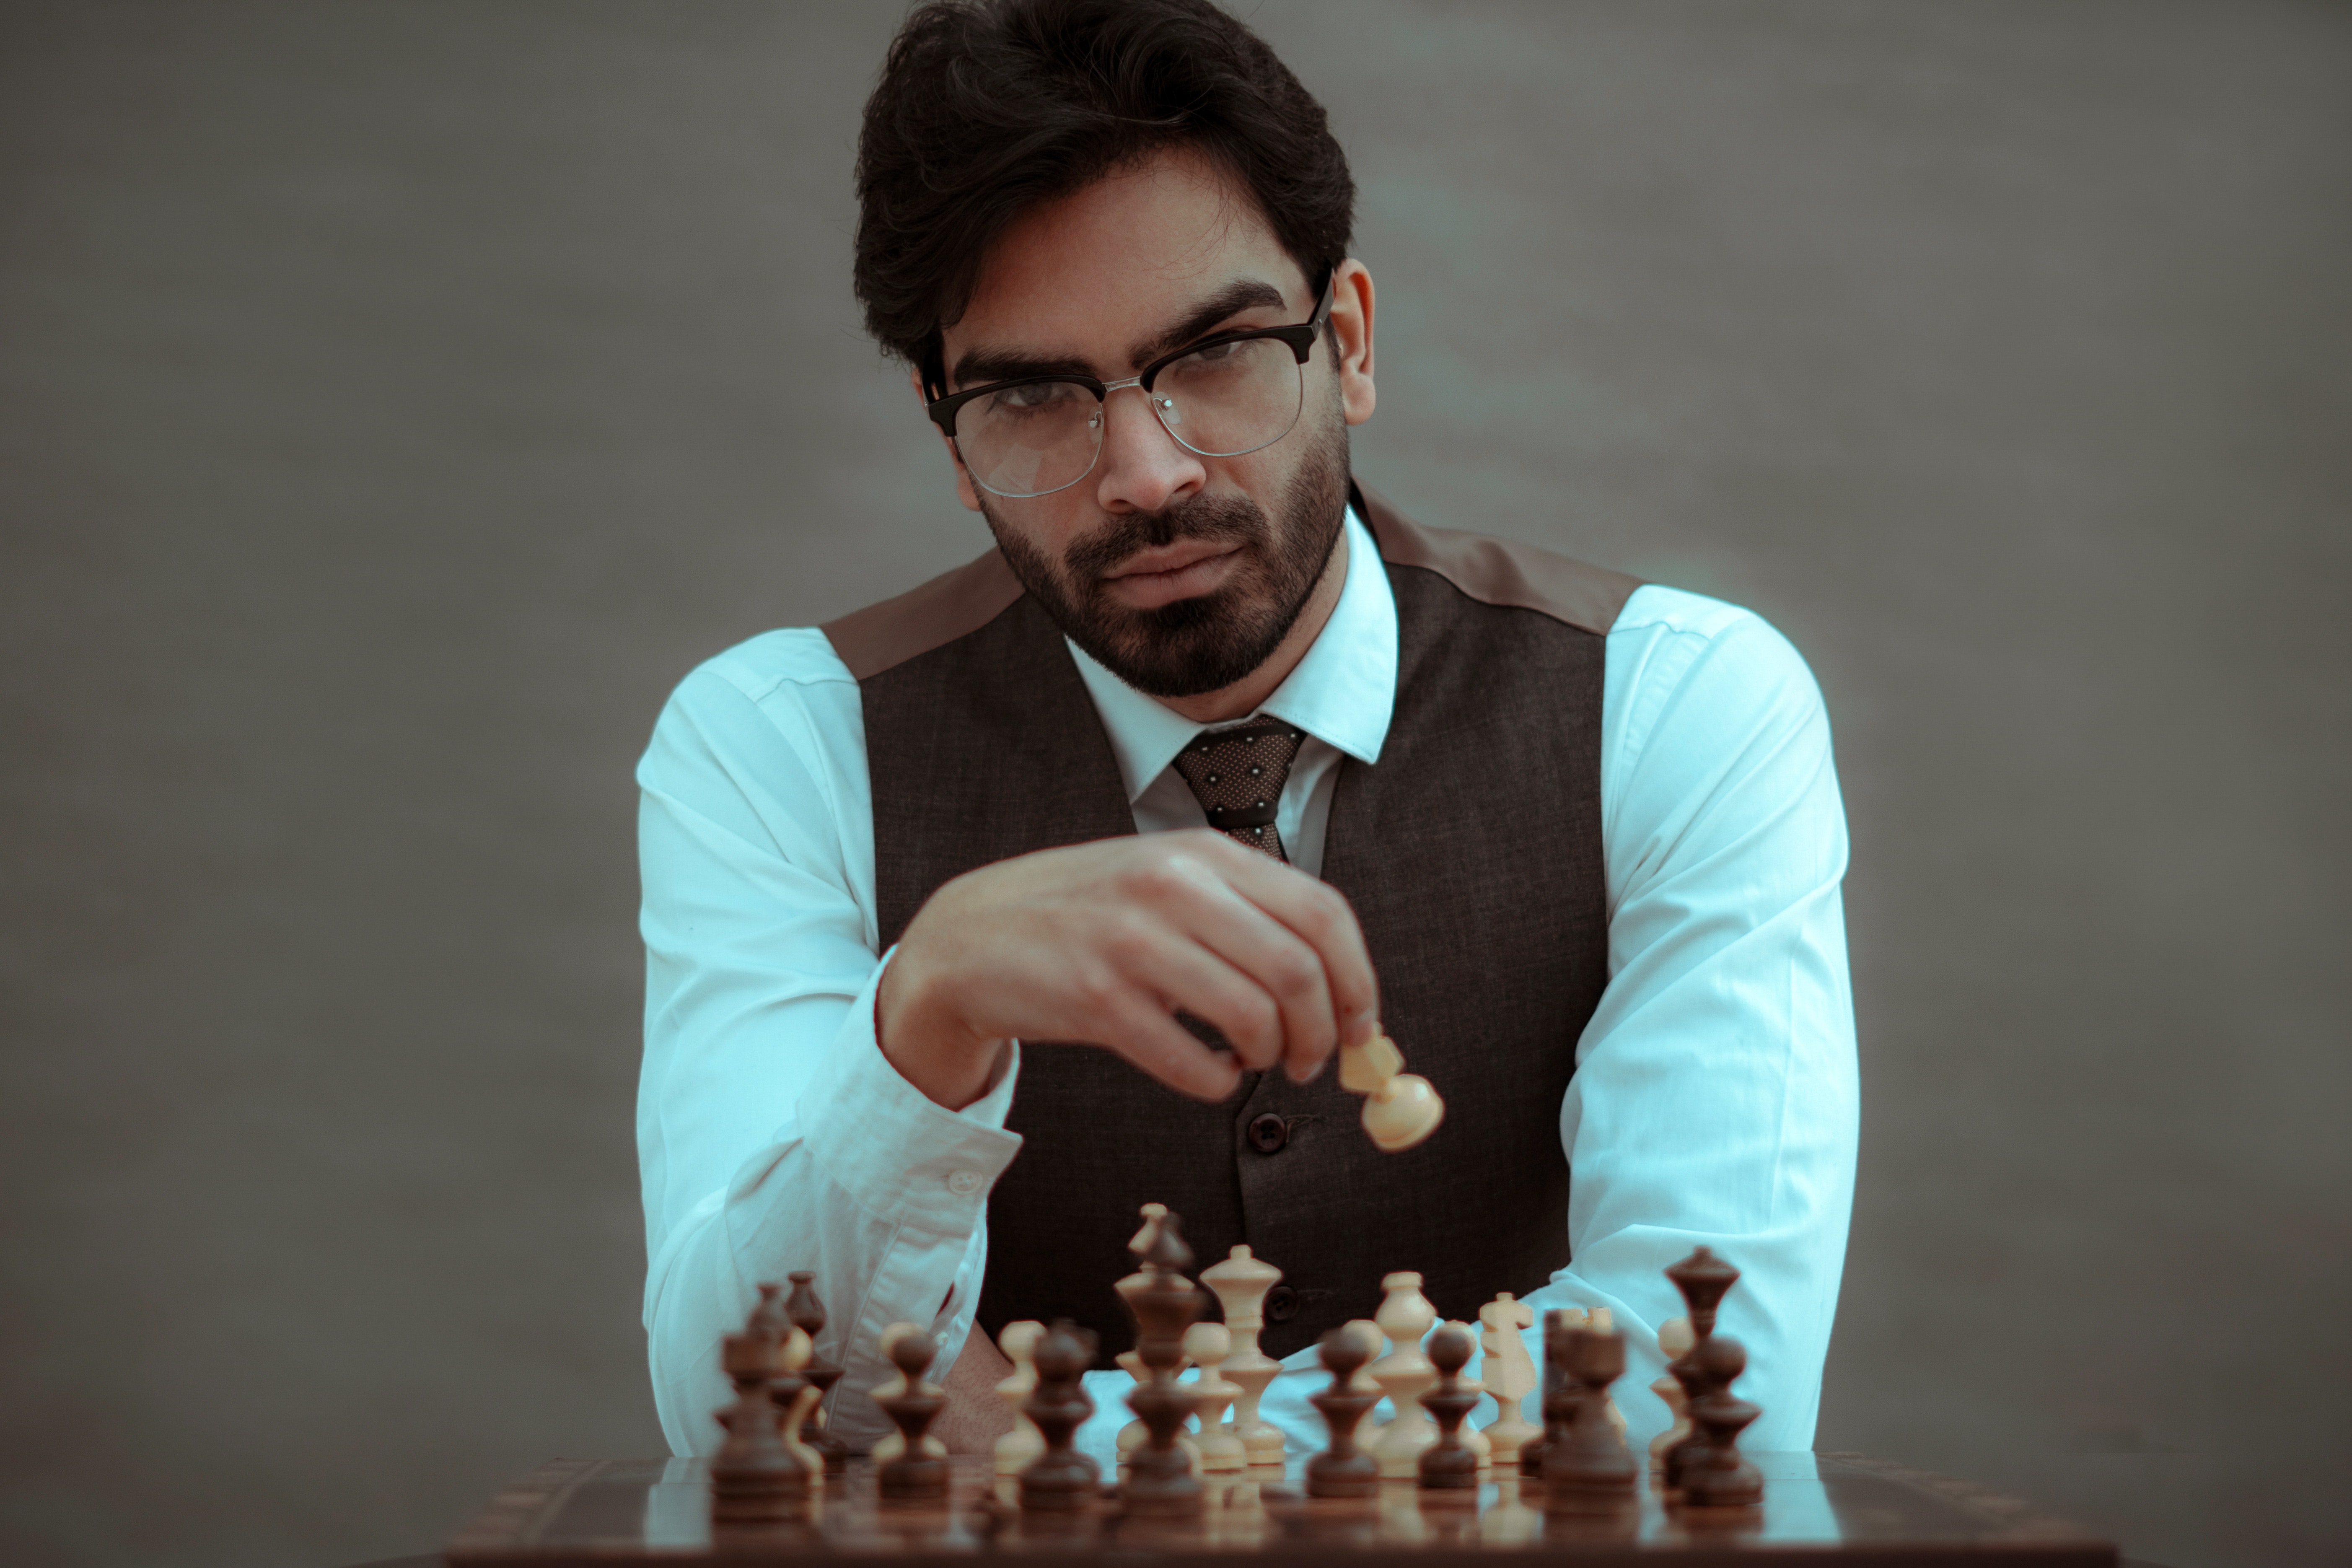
[{"x1": 1171, "y1": 718, "x2": 1307, "y2": 862}]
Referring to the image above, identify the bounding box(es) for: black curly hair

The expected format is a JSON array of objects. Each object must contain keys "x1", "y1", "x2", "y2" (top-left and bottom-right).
[{"x1": 853, "y1": 0, "x2": 1356, "y2": 399}]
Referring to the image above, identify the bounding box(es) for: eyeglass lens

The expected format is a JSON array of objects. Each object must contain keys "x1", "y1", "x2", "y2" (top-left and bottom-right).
[{"x1": 953, "y1": 335, "x2": 1306, "y2": 499}]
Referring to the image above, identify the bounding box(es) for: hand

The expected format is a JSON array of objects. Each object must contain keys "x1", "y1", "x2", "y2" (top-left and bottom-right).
[{"x1": 876, "y1": 831, "x2": 1381, "y2": 1109}]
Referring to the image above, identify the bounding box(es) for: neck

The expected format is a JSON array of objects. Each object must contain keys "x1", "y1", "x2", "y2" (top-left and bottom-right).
[{"x1": 1158, "y1": 521, "x2": 1350, "y2": 724}]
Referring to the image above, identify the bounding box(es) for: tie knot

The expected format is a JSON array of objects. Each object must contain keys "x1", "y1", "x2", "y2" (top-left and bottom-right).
[{"x1": 1171, "y1": 718, "x2": 1307, "y2": 860}]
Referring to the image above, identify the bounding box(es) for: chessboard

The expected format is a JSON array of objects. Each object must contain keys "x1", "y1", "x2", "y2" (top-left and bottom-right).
[
  {"x1": 451, "y1": 1206, "x2": 2117, "y2": 1565},
  {"x1": 443, "y1": 1450, "x2": 2119, "y2": 1565}
]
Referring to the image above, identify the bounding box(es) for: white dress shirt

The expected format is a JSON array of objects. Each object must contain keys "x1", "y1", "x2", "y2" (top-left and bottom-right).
[{"x1": 636, "y1": 506, "x2": 1857, "y2": 1464}]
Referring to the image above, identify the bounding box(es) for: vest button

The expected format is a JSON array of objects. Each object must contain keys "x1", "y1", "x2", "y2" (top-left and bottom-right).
[
  {"x1": 1264, "y1": 1284, "x2": 1299, "y2": 1323},
  {"x1": 1246, "y1": 1113, "x2": 1290, "y2": 1153}
]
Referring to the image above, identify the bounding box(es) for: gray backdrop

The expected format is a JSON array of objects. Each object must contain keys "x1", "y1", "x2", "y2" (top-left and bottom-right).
[{"x1": 2, "y1": 3, "x2": 2345, "y2": 1566}]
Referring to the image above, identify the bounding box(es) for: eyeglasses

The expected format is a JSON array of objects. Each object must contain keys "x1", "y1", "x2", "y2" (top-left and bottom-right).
[{"x1": 926, "y1": 280, "x2": 1336, "y2": 500}]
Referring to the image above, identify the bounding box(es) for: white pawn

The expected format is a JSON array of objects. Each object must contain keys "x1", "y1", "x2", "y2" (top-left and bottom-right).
[
  {"x1": 1477, "y1": 1292, "x2": 1540, "y2": 1462},
  {"x1": 1441, "y1": 1318, "x2": 1495, "y2": 1472},
  {"x1": 1341, "y1": 1319, "x2": 1386, "y2": 1389},
  {"x1": 1184, "y1": 1322, "x2": 1247, "y2": 1472},
  {"x1": 1368, "y1": 1271, "x2": 1440, "y2": 1477},
  {"x1": 868, "y1": 1322, "x2": 945, "y2": 1464},
  {"x1": 1649, "y1": 1315, "x2": 1696, "y2": 1473},
  {"x1": 1587, "y1": 1306, "x2": 1627, "y2": 1438},
  {"x1": 993, "y1": 1319, "x2": 1045, "y2": 1476},
  {"x1": 776, "y1": 1322, "x2": 822, "y2": 1474},
  {"x1": 1337, "y1": 1029, "x2": 1446, "y2": 1152},
  {"x1": 1201, "y1": 1244, "x2": 1287, "y2": 1464}
]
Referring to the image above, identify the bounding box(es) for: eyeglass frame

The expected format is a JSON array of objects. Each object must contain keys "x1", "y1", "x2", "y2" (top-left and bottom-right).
[{"x1": 922, "y1": 277, "x2": 1337, "y2": 491}]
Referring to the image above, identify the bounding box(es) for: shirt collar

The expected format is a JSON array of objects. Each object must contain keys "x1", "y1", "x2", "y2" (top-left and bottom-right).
[{"x1": 1068, "y1": 503, "x2": 1398, "y2": 804}]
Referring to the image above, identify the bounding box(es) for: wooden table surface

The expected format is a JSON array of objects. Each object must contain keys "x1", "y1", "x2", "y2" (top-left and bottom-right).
[{"x1": 441, "y1": 1451, "x2": 2121, "y2": 1565}]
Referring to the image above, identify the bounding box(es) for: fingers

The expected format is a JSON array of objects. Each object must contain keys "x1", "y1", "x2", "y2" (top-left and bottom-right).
[
  {"x1": 1109, "y1": 909, "x2": 1295, "y2": 1074},
  {"x1": 1173, "y1": 833, "x2": 1381, "y2": 1076},
  {"x1": 1149, "y1": 857, "x2": 1339, "y2": 1077},
  {"x1": 1098, "y1": 985, "x2": 1245, "y2": 1101}
]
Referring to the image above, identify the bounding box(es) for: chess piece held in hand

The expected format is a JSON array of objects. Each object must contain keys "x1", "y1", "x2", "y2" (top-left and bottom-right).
[
  {"x1": 1337, "y1": 1027, "x2": 1445, "y2": 1151},
  {"x1": 870, "y1": 1323, "x2": 949, "y2": 1500},
  {"x1": 1416, "y1": 1322, "x2": 1483, "y2": 1491},
  {"x1": 1018, "y1": 1320, "x2": 1101, "y2": 1512},
  {"x1": 1306, "y1": 1322, "x2": 1384, "y2": 1498},
  {"x1": 993, "y1": 1320, "x2": 1046, "y2": 1477},
  {"x1": 1199, "y1": 1244, "x2": 1286, "y2": 1464}
]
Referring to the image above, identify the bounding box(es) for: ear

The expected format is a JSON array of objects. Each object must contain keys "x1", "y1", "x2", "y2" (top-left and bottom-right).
[
  {"x1": 912, "y1": 365, "x2": 985, "y2": 513},
  {"x1": 1327, "y1": 259, "x2": 1376, "y2": 426}
]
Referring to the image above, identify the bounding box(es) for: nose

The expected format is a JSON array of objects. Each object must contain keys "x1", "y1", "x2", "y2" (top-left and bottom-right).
[{"x1": 1092, "y1": 382, "x2": 1205, "y2": 515}]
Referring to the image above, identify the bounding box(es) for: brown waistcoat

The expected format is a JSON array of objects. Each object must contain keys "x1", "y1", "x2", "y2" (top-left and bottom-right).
[{"x1": 824, "y1": 482, "x2": 1639, "y2": 1364}]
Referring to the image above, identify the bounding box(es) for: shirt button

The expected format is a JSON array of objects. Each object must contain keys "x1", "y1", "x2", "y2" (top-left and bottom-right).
[
  {"x1": 1247, "y1": 1113, "x2": 1290, "y2": 1154},
  {"x1": 946, "y1": 1170, "x2": 982, "y2": 1195},
  {"x1": 1264, "y1": 1284, "x2": 1299, "y2": 1323}
]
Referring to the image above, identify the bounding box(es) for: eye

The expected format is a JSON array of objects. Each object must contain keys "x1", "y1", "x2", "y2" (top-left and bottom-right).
[{"x1": 989, "y1": 380, "x2": 1084, "y2": 413}]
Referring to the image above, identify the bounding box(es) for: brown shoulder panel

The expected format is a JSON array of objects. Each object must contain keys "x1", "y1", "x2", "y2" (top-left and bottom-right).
[
  {"x1": 1352, "y1": 479, "x2": 1641, "y2": 637},
  {"x1": 821, "y1": 547, "x2": 1025, "y2": 680}
]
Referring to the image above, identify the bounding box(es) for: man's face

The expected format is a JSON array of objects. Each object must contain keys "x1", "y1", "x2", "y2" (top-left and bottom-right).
[{"x1": 934, "y1": 148, "x2": 1374, "y2": 699}]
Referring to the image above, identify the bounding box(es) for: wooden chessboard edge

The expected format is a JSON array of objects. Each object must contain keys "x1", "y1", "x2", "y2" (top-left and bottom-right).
[
  {"x1": 1816, "y1": 1452, "x2": 2118, "y2": 1549},
  {"x1": 447, "y1": 1457, "x2": 611, "y2": 1551}
]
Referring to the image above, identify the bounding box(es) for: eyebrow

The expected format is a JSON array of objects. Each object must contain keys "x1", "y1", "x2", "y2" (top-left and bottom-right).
[
  {"x1": 947, "y1": 277, "x2": 1290, "y2": 393},
  {"x1": 1126, "y1": 278, "x2": 1288, "y2": 367}
]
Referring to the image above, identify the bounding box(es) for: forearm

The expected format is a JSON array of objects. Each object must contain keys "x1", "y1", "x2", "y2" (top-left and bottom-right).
[
  {"x1": 1529, "y1": 588, "x2": 1860, "y2": 1450},
  {"x1": 644, "y1": 960, "x2": 1021, "y2": 1454}
]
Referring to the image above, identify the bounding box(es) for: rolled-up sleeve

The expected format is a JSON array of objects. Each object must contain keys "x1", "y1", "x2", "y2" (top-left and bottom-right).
[
  {"x1": 1523, "y1": 585, "x2": 1858, "y2": 1451},
  {"x1": 637, "y1": 633, "x2": 1021, "y2": 1455}
]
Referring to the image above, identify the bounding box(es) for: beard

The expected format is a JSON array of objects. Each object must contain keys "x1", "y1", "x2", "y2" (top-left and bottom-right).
[{"x1": 982, "y1": 415, "x2": 1352, "y2": 700}]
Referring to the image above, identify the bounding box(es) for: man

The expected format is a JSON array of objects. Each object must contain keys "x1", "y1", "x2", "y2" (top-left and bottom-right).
[{"x1": 637, "y1": 0, "x2": 1856, "y2": 1462}]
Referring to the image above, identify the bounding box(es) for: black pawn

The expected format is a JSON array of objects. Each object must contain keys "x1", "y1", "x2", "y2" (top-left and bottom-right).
[
  {"x1": 1416, "y1": 1323, "x2": 1482, "y2": 1491},
  {"x1": 1543, "y1": 1322, "x2": 1637, "y2": 1511},
  {"x1": 873, "y1": 1329, "x2": 948, "y2": 1501},
  {"x1": 1018, "y1": 1320, "x2": 1101, "y2": 1512},
  {"x1": 1521, "y1": 1308, "x2": 1585, "y2": 1480},
  {"x1": 783, "y1": 1270, "x2": 849, "y2": 1475},
  {"x1": 1679, "y1": 1336, "x2": 1764, "y2": 1508},
  {"x1": 1306, "y1": 1326, "x2": 1381, "y2": 1498},
  {"x1": 1121, "y1": 1208, "x2": 1206, "y2": 1517},
  {"x1": 709, "y1": 1329, "x2": 809, "y2": 1523}
]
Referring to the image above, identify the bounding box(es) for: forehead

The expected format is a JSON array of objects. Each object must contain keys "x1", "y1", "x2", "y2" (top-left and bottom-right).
[{"x1": 951, "y1": 145, "x2": 1303, "y2": 352}]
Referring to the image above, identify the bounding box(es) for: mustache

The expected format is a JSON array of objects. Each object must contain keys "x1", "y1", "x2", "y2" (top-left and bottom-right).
[{"x1": 1063, "y1": 492, "x2": 1269, "y2": 582}]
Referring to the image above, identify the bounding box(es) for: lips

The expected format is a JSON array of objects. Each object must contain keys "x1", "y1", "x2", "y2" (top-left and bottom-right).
[
  {"x1": 1099, "y1": 540, "x2": 1244, "y2": 609},
  {"x1": 1103, "y1": 539, "x2": 1238, "y2": 581}
]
